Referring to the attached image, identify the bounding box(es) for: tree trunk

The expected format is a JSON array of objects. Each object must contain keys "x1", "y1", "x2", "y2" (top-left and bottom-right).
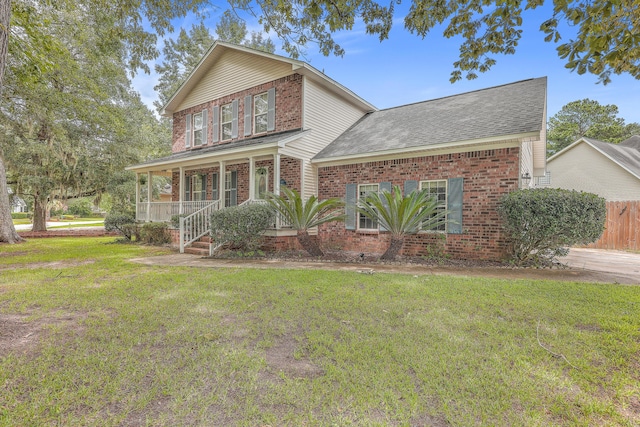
[
  {"x1": 380, "y1": 236, "x2": 404, "y2": 260},
  {"x1": 297, "y1": 230, "x2": 324, "y2": 257},
  {"x1": 32, "y1": 195, "x2": 48, "y2": 232}
]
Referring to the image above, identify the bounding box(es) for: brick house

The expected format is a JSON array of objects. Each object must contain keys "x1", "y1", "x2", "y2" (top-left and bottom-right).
[{"x1": 128, "y1": 42, "x2": 547, "y2": 260}]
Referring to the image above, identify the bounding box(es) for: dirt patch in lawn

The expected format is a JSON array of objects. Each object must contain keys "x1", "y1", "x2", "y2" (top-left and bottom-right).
[{"x1": 0, "y1": 259, "x2": 96, "y2": 271}]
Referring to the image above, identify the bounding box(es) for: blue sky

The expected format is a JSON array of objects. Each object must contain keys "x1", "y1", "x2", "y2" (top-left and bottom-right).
[{"x1": 132, "y1": 3, "x2": 640, "y2": 125}]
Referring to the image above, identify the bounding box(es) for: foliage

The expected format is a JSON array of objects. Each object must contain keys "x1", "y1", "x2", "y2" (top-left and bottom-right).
[
  {"x1": 547, "y1": 99, "x2": 640, "y2": 154},
  {"x1": 357, "y1": 185, "x2": 446, "y2": 260},
  {"x1": 209, "y1": 203, "x2": 274, "y2": 254},
  {"x1": 498, "y1": 188, "x2": 606, "y2": 266},
  {"x1": 265, "y1": 187, "x2": 345, "y2": 256},
  {"x1": 67, "y1": 199, "x2": 93, "y2": 217},
  {"x1": 10, "y1": 212, "x2": 30, "y2": 219},
  {"x1": 139, "y1": 222, "x2": 172, "y2": 245},
  {"x1": 104, "y1": 212, "x2": 138, "y2": 241}
]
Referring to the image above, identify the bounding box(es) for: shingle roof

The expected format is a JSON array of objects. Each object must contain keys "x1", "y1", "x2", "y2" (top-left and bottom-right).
[
  {"x1": 582, "y1": 137, "x2": 640, "y2": 180},
  {"x1": 620, "y1": 135, "x2": 640, "y2": 149},
  {"x1": 314, "y1": 77, "x2": 546, "y2": 160}
]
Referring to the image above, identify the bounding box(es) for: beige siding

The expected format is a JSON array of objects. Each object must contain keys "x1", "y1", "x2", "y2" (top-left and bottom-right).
[
  {"x1": 545, "y1": 142, "x2": 640, "y2": 201},
  {"x1": 291, "y1": 77, "x2": 368, "y2": 198},
  {"x1": 177, "y1": 50, "x2": 293, "y2": 111}
]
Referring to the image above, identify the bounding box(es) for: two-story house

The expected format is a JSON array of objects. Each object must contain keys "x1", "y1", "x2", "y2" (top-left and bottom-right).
[{"x1": 128, "y1": 41, "x2": 547, "y2": 260}]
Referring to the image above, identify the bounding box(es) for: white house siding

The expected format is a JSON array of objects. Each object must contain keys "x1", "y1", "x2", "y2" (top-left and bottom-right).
[
  {"x1": 290, "y1": 77, "x2": 368, "y2": 198},
  {"x1": 532, "y1": 98, "x2": 547, "y2": 177},
  {"x1": 545, "y1": 142, "x2": 640, "y2": 201},
  {"x1": 177, "y1": 50, "x2": 293, "y2": 112},
  {"x1": 520, "y1": 139, "x2": 533, "y2": 188}
]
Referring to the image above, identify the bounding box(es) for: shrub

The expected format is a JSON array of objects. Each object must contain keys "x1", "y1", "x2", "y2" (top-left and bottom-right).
[
  {"x1": 67, "y1": 199, "x2": 93, "y2": 217},
  {"x1": 140, "y1": 222, "x2": 172, "y2": 245},
  {"x1": 104, "y1": 213, "x2": 139, "y2": 241},
  {"x1": 210, "y1": 204, "x2": 275, "y2": 254},
  {"x1": 11, "y1": 212, "x2": 30, "y2": 219},
  {"x1": 498, "y1": 188, "x2": 606, "y2": 266}
]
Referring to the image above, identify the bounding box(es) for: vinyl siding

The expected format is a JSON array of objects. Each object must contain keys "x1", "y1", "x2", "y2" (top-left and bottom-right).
[
  {"x1": 545, "y1": 142, "x2": 640, "y2": 201},
  {"x1": 520, "y1": 139, "x2": 533, "y2": 188},
  {"x1": 177, "y1": 50, "x2": 293, "y2": 112}
]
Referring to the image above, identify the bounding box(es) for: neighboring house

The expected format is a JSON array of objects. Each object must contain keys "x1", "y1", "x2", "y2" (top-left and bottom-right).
[
  {"x1": 8, "y1": 187, "x2": 28, "y2": 213},
  {"x1": 537, "y1": 136, "x2": 640, "y2": 250},
  {"x1": 127, "y1": 42, "x2": 547, "y2": 260}
]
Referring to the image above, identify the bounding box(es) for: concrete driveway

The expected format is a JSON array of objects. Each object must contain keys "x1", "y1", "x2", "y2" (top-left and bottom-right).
[{"x1": 562, "y1": 248, "x2": 640, "y2": 284}]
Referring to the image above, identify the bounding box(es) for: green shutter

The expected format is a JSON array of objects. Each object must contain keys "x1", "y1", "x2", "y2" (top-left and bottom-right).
[
  {"x1": 345, "y1": 183, "x2": 357, "y2": 230},
  {"x1": 230, "y1": 170, "x2": 237, "y2": 206},
  {"x1": 379, "y1": 182, "x2": 392, "y2": 231},
  {"x1": 404, "y1": 180, "x2": 418, "y2": 196},
  {"x1": 184, "y1": 175, "x2": 191, "y2": 202},
  {"x1": 447, "y1": 178, "x2": 463, "y2": 234},
  {"x1": 212, "y1": 173, "x2": 218, "y2": 200}
]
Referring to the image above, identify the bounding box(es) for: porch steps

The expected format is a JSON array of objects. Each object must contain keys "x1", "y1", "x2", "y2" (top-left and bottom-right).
[{"x1": 184, "y1": 236, "x2": 212, "y2": 257}]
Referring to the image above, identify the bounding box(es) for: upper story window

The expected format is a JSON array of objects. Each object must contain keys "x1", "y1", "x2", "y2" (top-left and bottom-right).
[
  {"x1": 185, "y1": 109, "x2": 207, "y2": 148},
  {"x1": 358, "y1": 184, "x2": 379, "y2": 230},
  {"x1": 254, "y1": 92, "x2": 268, "y2": 134},
  {"x1": 420, "y1": 180, "x2": 447, "y2": 231},
  {"x1": 193, "y1": 112, "x2": 204, "y2": 146},
  {"x1": 221, "y1": 103, "x2": 233, "y2": 141}
]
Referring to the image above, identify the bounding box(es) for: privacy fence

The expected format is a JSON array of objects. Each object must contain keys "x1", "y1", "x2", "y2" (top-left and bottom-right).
[{"x1": 586, "y1": 200, "x2": 639, "y2": 251}]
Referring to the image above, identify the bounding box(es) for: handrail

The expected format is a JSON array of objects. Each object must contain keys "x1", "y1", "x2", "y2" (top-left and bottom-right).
[{"x1": 179, "y1": 200, "x2": 221, "y2": 254}]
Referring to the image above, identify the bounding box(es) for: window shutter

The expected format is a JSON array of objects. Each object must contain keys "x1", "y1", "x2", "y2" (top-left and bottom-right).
[
  {"x1": 201, "y1": 109, "x2": 208, "y2": 145},
  {"x1": 201, "y1": 174, "x2": 207, "y2": 200},
  {"x1": 185, "y1": 114, "x2": 192, "y2": 148},
  {"x1": 244, "y1": 95, "x2": 252, "y2": 136},
  {"x1": 212, "y1": 174, "x2": 218, "y2": 200},
  {"x1": 230, "y1": 170, "x2": 237, "y2": 206},
  {"x1": 404, "y1": 180, "x2": 418, "y2": 196},
  {"x1": 212, "y1": 106, "x2": 219, "y2": 143},
  {"x1": 184, "y1": 175, "x2": 191, "y2": 202},
  {"x1": 447, "y1": 178, "x2": 463, "y2": 234},
  {"x1": 267, "y1": 87, "x2": 275, "y2": 131},
  {"x1": 231, "y1": 99, "x2": 238, "y2": 139},
  {"x1": 345, "y1": 183, "x2": 357, "y2": 230},
  {"x1": 379, "y1": 182, "x2": 392, "y2": 231}
]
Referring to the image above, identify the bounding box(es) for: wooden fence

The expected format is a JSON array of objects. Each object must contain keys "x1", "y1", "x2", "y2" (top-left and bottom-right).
[{"x1": 586, "y1": 200, "x2": 639, "y2": 251}]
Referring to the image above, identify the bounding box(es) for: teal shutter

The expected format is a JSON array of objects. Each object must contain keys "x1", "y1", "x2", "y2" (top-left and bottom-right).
[
  {"x1": 379, "y1": 182, "x2": 392, "y2": 231},
  {"x1": 404, "y1": 180, "x2": 418, "y2": 196},
  {"x1": 345, "y1": 183, "x2": 357, "y2": 230},
  {"x1": 230, "y1": 171, "x2": 237, "y2": 206},
  {"x1": 184, "y1": 175, "x2": 191, "y2": 202},
  {"x1": 244, "y1": 95, "x2": 252, "y2": 136},
  {"x1": 231, "y1": 99, "x2": 239, "y2": 139},
  {"x1": 185, "y1": 114, "x2": 192, "y2": 148},
  {"x1": 212, "y1": 106, "x2": 219, "y2": 143},
  {"x1": 201, "y1": 174, "x2": 207, "y2": 200},
  {"x1": 267, "y1": 87, "x2": 275, "y2": 131},
  {"x1": 201, "y1": 109, "x2": 208, "y2": 145},
  {"x1": 447, "y1": 178, "x2": 463, "y2": 234},
  {"x1": 212, "y1": 173, "x2": 218, "y2": 200}
]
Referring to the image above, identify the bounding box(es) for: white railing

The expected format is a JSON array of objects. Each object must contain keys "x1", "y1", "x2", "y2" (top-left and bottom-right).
[
  {"x1": 136, "y1": 201, "x2": 215, "y2": 222},
  {"x1": 179, "y1": 200, "x2": 222, "y2": 254}
]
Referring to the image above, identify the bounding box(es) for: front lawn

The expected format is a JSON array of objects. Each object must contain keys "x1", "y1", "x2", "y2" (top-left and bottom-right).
[{"x1": 0, "y1": 238, "x2": 638, "y2": 426}]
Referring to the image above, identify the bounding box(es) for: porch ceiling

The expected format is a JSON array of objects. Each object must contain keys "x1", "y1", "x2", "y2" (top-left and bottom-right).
[{"x1": 127, "y1": 129, "x2": 306, "y2": 173}]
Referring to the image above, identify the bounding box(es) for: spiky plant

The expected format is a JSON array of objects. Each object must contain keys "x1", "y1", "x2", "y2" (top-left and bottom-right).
[
  {"x1": 358, "y1": 185, "x2": 447, "y2": 260},
  {"x1": 265, "y1": 187, "x2": 345, "y2": 256}
]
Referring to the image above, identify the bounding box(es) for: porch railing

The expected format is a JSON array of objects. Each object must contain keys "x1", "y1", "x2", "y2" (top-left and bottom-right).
[
  {"x1": 179, "y1": 200, "x2": 222, "y2": 254},
  {"x1": 136, "y1": 201, "x2": 215, "y2": 222}
]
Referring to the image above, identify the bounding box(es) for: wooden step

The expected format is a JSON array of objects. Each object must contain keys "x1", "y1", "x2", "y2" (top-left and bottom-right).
[{"x1": 190, "y1": 241, "x2": 210, "y2": 249}]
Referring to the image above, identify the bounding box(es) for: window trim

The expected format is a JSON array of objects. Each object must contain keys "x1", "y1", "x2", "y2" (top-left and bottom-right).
[
  {"x1": 254, "y1": 92, "x2": 269, "y2": 135},
  {"x1": 191, "y1": 174, "x2": 206, "y2": 201},
  {"x1": 419, "y1": 179, "x2": 448, "y2": 232},
  {"x1": 357, "y1": 183, "x2": 379, "y2": 231},
  {"x1": 220, "y1": 103, "x2": 233, "y2": 141}
]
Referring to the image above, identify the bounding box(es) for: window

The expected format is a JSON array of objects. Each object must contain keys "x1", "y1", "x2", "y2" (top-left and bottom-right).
[
  {"x1": 254, "y1": 92, "x2": 268, "y2": 134},
  {"x1": 358, "y1": 184, "x2": 379, "y2": 230},
  {"x1": 420, "y1": 180, "x2": 447, "y2": 231},
  {"x1": 193, "y1": 112, "x2": 203, "y2": 146},
  {"x1": 221, "y1": 103, "x2": 233, "y2": 141},
  {"x1": 191, "y1": 174, "x2": 206, "y2": 201}
]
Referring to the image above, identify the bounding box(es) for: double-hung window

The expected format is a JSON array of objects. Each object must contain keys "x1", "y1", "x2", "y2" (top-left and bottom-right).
[
  {"x1": 221, "y1": 103, "x2": 233, "y2": 141},
  {"x1": 420, "y1": 180, "x2": 447, "y2": 231},
  {"x1": 358, "y1": 184, "x2": 379, "y2": 230},
  {"x1": 192, "y1": 112, "x2": 204, "y2": 146},
  {"x1": 254, "y1": 92, "x2": 268, "y2": 134},
  {"x1": 191, "y1": 174, "x2": 206, "y2": 201}
]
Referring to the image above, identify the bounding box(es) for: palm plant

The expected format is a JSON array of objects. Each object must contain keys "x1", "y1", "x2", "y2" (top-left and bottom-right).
[
  {"x1": 265, "y1": 187, "x2": 345, "y2": 256},
  {"x1": 358, "y1": 185, "x2": 448, "y2": 260}
]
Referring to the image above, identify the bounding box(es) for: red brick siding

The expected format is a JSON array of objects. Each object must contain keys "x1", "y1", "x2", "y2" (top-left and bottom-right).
[
  {"x1": 280, "y1": 157, "x2": 301, "y2": 193},
  {"x1": 172, "y1": 74, "x2": 303, "y2": 153},
  {"x1": 317, "y1": 148, "x2": 520, "y2": 261}
]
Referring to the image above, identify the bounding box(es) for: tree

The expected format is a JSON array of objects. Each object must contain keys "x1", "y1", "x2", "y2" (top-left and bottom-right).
[
  {"x1": 265, "y1": 187, "x2": 345, "y2": 257},
  {"x1": 547, "y1": 99, "x2": 640, "y2": 154},
  {"x1": 154, "y1": 12, "x2": 275, "y2": 112},
  {"x1": 357, "y1": 185, "x2": 446, "y2": 260}
]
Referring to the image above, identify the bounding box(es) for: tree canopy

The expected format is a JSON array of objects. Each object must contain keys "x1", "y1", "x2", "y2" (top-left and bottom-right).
[{"x1": 547, "y1": 99, "x2": 640, "y2": 154}]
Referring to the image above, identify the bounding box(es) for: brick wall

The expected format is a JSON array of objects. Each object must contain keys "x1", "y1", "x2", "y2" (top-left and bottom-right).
[
  {"x1": 172, "y1": 74, "x2": 303, "y2": 153},
  {"x1": 317, "y1": 148, "x2": 520, "y2": 261}
]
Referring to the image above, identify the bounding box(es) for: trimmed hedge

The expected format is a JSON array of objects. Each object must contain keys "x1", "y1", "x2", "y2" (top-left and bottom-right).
[
  {"x1": 498, "y1": 188, "x2": 606, "y2": 265},
  {"x1": 140, "y1": 222, "x2": 171, "y2": 245},
  {"x1": 210, "y1": 204, "x2": 274, "y2": 254},
  {"x1": 11, "y1": 212, "x2": 31, "y2": 219}
]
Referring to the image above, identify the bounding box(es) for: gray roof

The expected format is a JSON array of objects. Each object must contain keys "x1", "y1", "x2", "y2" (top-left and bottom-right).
[
  {"x1": 314, "y1": 77, "x2": 547, "y2": 160},
  {"x1": 583, "y1": 137, "x2": 640, "y2": 180},
  {"x1": 620, "y1": 135, "x2": 640, "y2": 149}
]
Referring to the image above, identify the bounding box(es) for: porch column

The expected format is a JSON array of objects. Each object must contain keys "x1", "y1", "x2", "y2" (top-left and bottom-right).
[
  {"x1": 274, "y1": 153, "x2": 281, "y2": 196},
  {"x1": 179, "y1": 167, "x2": 184, "y2": 215},
  {"x1": 146, "y1": 171, "x2": 152, "y2": 222},
  {"x1": 135, "y1": 173, "x2": 140, "y2": 220},
  {"x1": 219, "y1": 161, "x2": 225, "y2": 206},
  {"x1": 248, "y1": 156, "x2": 255, "y2": 200}
]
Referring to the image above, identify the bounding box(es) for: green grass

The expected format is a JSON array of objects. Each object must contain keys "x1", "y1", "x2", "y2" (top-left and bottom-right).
[{"x1": 1, "y1": 238, "x2": 639, "y2": 426}]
